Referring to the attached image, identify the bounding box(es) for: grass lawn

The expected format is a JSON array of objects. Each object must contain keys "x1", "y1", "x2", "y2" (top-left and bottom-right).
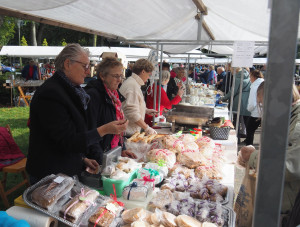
[{"x1": 0, "y1": 107, "x2": 29, "y2": 210}]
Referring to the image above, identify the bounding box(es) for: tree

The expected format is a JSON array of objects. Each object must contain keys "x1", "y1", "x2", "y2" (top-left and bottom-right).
[
  {"x1": 42, "y1": 38, "x2": 48, "y2": 46},
  {"x1": 0, "y1": 16, "x2": 16, "y2": 46},
  {"x1": 21, "y1": 36, "x2": 28, "y2": 46},
  {"x1": 61, "y1": 38, "x2": 67, "y2": 46}
]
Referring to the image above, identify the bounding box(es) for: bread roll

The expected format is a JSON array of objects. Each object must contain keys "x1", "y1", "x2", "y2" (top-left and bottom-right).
[
  {"x1": 162, "y1": 212, "x2": 177, "y2": 227},
  {"x1": 175, "y1": 215, "x2": 202, "y2": 227},
  {"x1": 122, "y1": 208, "x2": 147, "y2": 224}
]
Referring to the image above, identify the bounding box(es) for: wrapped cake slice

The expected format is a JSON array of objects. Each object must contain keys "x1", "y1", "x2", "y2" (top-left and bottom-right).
[
  {"x1": 122, "y1": 182, "x2": 149, "y2": 201},
  {"x1": 59, "y1": 187, "x2": 99, "y2": 223}
]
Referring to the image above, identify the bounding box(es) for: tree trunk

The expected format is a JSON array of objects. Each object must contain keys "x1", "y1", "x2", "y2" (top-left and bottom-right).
[
  {"x1": 36, "y1": 23, "x2": 46, "y2": 45},
  {"x1": 93, "y1": 34, "x2": 97, "y2": 47},
  {"x1": 31, "y1": 21, "x2": 37, "y2": 46}
]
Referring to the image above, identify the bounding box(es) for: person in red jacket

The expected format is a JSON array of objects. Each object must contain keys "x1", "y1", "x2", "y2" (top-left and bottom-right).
[{"x1": 145, "y1": 70, "x2": 184, "y2": 126}]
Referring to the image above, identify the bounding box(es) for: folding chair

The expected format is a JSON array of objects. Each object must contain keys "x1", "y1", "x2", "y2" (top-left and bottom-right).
[
  {"x1": 0, "y1": 124, "x2": 29, "y2": 208},
  {"x1": 17, "y1": 86, "x2": 32, "y2": 107}
]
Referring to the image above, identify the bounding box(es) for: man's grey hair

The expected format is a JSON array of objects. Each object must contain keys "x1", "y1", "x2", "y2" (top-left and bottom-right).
[
  {"x1": 161, "y1": 70, "x2": 170, "y2": 82},
  {"x1": 54, "y1": 43, "x2": 90, "y2": 72}
]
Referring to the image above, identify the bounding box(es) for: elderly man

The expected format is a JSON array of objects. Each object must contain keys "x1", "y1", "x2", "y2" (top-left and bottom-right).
[{"x1": 216, "y1": 66, "x2": 227, "y2": 92}]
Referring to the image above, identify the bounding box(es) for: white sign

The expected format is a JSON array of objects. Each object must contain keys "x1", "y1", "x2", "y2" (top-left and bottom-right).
[{"x1": 232, "y1": 41, "x2": 255, "y2": 67}]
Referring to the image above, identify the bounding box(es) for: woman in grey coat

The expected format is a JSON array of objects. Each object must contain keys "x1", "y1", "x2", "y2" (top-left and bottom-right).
[{"x1": 221, "y1": 67, "x2": 251, "y2": 138}]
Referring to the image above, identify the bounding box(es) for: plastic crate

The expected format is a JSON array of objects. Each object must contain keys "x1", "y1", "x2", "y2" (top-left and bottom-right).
[
  {"x1": 102, "y1": 170, "x2": 137, "y2": 197},
  {"x1": 210, "y1": 126, "x2": 231, "y2": 140}
]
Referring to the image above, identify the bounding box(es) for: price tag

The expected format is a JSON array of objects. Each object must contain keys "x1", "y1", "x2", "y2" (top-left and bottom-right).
[{"x1": 54, "y1": 176, "x2": 65, "y2": 184}]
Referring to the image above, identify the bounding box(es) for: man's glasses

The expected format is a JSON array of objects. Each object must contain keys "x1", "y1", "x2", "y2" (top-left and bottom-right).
[
  {"x1": 109, "y1": 74, "x2": 123, "y2": 80},
  {"x1": 73, "y1": 60, "x2": 91, "y2": 71}
]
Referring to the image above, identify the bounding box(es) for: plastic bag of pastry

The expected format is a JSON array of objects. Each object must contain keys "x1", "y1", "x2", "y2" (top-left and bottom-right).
[
  {"x1": 147, "y1": 149, "x2": 176, "y2": 168},
  {"x1": 168, "y1": 163, "x2": 195, "y2": 178},
  {"x1": 148, "y1": 189, "x2": 174, "y2": 212},
  {"x1": 121, "y1": 207, "x2": 149, "y2": 224},
  {"x1": 137, "y1": 168, "x2": 163, "y2": 185},
  {"x1": 122, "y1": 182, "x2": 149, "y2": 201},
  {"x1": 183, "y1": 141, "x2": 199, "y2": 152},
  {"x1": 88, "y1": 200, "x2": 124, "y2": 227},
  {"x1": 144, "y1": 162, "x2": 168, "y2": 178},
  {"x1": 195, "y1": 136, "x2": 215, "y2": 151},
  {"x1": 31, "y1": 173, "x2": 75, "y2": 211},
  {"x1": 162, "y1": 135, "x2": 185, "y2": 153},
  {"x1": 195, "y1": 165, "x2": 223, "y2": 180},
  {"x1": 175, "y1": 214, "x2": 202, "y2": 227},
  {"x1": 178, "y1": 134, "x2": 197, "y2": 143},
  {"x1": 116, "y1": 157, "x2": 142, "y2": 173},
  {"x1": 177, "y1": 150, "x2": 206, "y2": 169},
  {"x1": 59, "y1": 187, "x2": 99, "y2": 223},
  {"x1": 125, "y1": 140, "x2": 153, "y2": 162},
  {"x1": 110, "y1": 169, "x2": 131, "y2": 181},
  {"x1": 131, "y1": 178, "x2": 155, "y2": 194},
  {"x1": 101, "y1": 164, "x2": 116, "y2": 177}
]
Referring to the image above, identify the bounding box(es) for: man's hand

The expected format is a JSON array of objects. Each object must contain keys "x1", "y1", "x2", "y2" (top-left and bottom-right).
[{"x1": 121, "y1": 150, "x2": 137, "y2": 159}]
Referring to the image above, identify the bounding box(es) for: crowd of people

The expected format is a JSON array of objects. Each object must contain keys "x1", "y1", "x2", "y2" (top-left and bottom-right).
[
  {"x1": 24, "y1": 44, "x2": 300, "y2": 226},
  {"x1": 21, "y1": 60, "x2": 56, "y2": 80}
]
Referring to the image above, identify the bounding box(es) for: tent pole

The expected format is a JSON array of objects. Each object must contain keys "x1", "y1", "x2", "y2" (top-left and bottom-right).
[
  {"x1": 152, "y1": 42, "x2": 159, "y2": 124},
  {"x1": 229, "y1": 69, "x2": 236, "y2": 121},
  {"x1": 157, "y1": 44, "x2": 163, "y2": 115},
  {"x1": 235, "y1": 68, "x2": 244, "y2": 137},
  {"x1": 253, "y1": 0, "x2": 300, "y2": 225},
  {"x1": 224, "y1": 59, "x2": 229, "y2": 94}
]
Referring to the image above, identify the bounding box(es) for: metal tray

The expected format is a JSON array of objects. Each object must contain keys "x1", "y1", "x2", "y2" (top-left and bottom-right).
[{"x1": 23, "y1": 175, "x2": 108, "y2": 227}]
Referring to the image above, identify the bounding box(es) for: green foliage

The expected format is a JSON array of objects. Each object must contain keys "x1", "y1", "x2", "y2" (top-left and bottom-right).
[
  {"x1": 20, "y1": 35, "x2": 28, "y2": 46},
  {"x1": 42, "y1": 38, "x2": 48, "y2": 46},
  {"x1": 61, "y1": 38, "x2": 67, "y2": 46},
  {"x1": 0, "y1": 16, "x2": 16, "y2": 46}
]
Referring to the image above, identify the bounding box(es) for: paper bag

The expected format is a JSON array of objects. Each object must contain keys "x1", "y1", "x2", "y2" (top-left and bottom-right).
[{"x1": 234, "y1": 163, "x2": 256, "y2": 227}]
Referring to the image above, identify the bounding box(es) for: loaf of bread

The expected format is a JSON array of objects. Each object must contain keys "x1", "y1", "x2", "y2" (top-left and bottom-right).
[
  {"x1": 177, "y1": 150, "x2": 205, "y2": 169},
  {"x1": 122, "y1": 207, "x2": 148, "y2": 224},
  {"x1": 59, "y1": 188, "x2": 99, "y2": 223},
  {"x1": 31, "y1": 174, "x2": 75, "y2": 211},
  {"x1": 161, "y1": 212, "x2": 177, "y2": 227},
  {"x1": 176, "y1": 214, "x2": 202, "y2": 227}
]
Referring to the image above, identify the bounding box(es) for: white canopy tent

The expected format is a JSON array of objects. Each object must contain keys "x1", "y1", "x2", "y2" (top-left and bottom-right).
[{"x1": 0, "y1": 0, "x2": 299, "y2": 54}]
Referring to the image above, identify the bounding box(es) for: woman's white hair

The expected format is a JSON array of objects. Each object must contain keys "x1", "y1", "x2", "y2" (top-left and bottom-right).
[{"x1": 161, "y1": 70, "x2": 170, "y2": 82}]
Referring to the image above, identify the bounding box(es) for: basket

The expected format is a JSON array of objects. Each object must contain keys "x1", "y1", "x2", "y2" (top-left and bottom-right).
[
  {"x1": 102, "y1": 170, "x2": 137, "y2": 197},
  {"x1": 209, "y1": 126, "x2": 231, "y2": 140}
]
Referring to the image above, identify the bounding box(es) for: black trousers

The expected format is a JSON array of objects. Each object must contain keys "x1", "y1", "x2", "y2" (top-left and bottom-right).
[{"x1": 245, "y1": 116, "x2": 261, "y2": 145}]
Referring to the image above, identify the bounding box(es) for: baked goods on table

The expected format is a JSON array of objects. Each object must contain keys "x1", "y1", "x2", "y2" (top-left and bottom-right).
[
  {"x1": 147, "y1": 149, "x2": 176, "y2": 168},
  {"x1": 177, "y1": 150, "x2": 206, "y2": 169},
  {"x1": 59, "y1": 187, "x2": 99, "y2": 223},
  {"x1": 176, "y1": 214, "x2": 202, "y2": 227},
  {"x1": 148, "y1": 189, "x2": 174, "y2": 211},
  {"x1": 161, "y1": 174, "x2": 228, "y2": 202},
  {"x1": 137, "y1": 167, "x2": 164, "y2": 185},
  {"x1": 122, "y1": 182, "x2": 149, "y2": 201},
  {"x1": 127, "y1": 132, "x2": 164, "y2": 143},
  {"x1": 31, "y1": 174, "x2": 75, "y2": 211},
  {"x1": 88, "y1": 200, "x2": 123, "y2": 227},
  {"x1": 121, "y1": 207, "x2": 150, "y2": 224}
]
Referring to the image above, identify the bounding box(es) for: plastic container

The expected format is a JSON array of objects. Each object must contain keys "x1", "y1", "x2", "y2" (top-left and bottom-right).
[{"x1": 102, "y1": 170, "x2": 137, "y2": 197}]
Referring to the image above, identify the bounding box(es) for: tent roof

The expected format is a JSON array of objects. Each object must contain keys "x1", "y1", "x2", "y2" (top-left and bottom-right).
[{"x1": 1, "y1": 0, "x2": 297, "y2": 54}]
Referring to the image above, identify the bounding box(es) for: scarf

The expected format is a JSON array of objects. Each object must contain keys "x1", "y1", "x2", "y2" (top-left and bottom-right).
[
  {"x1": 103, "y1": 84, "x2": 124, "y2": 148},
  {"x1": 57, "y1": 71, "x2": 90, "y2": 110}
]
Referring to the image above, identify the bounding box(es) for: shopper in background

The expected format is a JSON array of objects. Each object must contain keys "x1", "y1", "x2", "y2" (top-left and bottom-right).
[
  {"x1": 239, "y1": 82, "x2": 300, "y2": 221},
  {"x1": 21, "y1": 60, "x2": 39, "y2": 80},
  {"x1": 167, "y1": 67, "x2": 186, "y2": 100},
  {"x1": 207, "y1": 65, "x2": 217, "y2": 85},
  {"x1": 221, "y1": 67, "x2": 251, "y2": 140},
  {"x1": 120, "y1": 58, "x2": 158, "y2": 136},
  {"x1": 216, "y1": 66, "x2": 226, "y2": 92},
  {"x1": 242, "y1": 70, "x2": 264, "y2": 145},
  {"x1": 145, "y1": 70, "x2": 183, "y2": 126},
  {"x1": 170, "y1": 63, "x2": 179, "y2": 78}
]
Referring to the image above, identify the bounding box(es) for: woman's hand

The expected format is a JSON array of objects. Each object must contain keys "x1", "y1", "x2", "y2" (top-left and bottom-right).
[
  {"x1": 146, "y1": 109, "x2": 159, "y2": 116},
  {"x1": 177, "y1": 86, "x2": 184, "y2": 97},
  {"x1": 145, "y1": 126, "x2": 157, "y2": 135},
  {"x1": 84, "y1": 158, "x2": 100, "y2": 174},
  {"x1": 97, "y1": 119, "x2": 128, "y2": 137},
  {"x1": 121, "y1": 149, "x2": 137, "y2": 159}
]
